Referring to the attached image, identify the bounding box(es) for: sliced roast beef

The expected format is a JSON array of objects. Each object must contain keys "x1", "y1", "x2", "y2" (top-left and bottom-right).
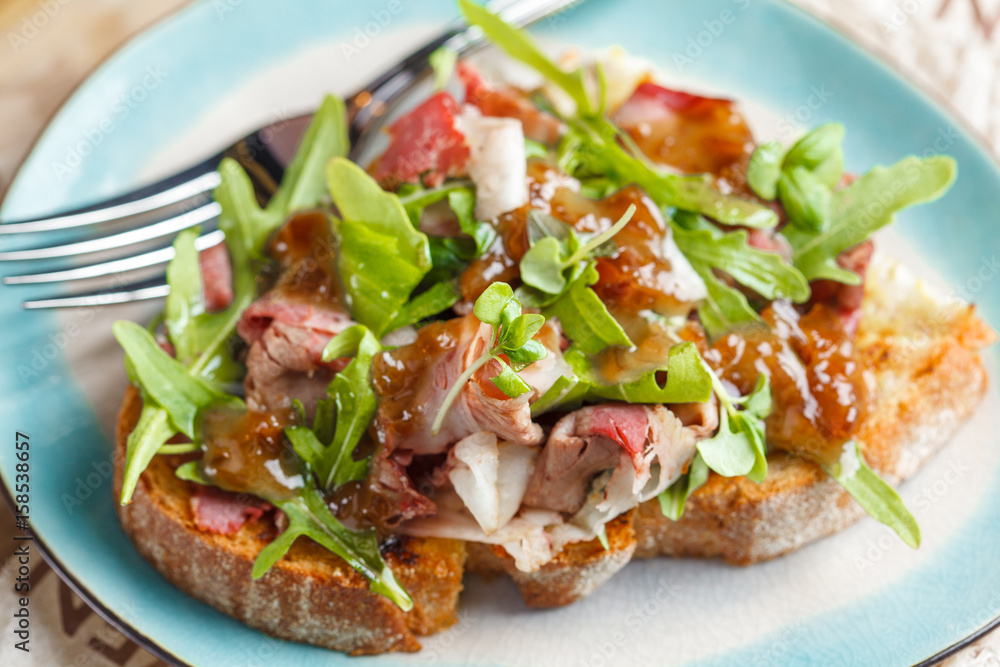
[
  {"x1": 199, "y1": 242, "x2": 234, "y2": 312},
  {"x1": 238, "y1": 211, "x2": 354, "y2": 415},
  {"x1": 668, "y1": 396, "x2": 720, "y2": 439},
  {"x1": 458, "y1": 61, "x2": 563, "y2": 145},
  {"x1": 524, "y1": 404, "x2": 696, "y2": 531},
  {"x1": 368, "y1": 316, "x2": 545, "y2": 528},
  {"x1": 237, "y1": 295, "x2": 355, "y2": 353},
  {"x1": 372, "y1": 315, "x2": 544, "y2": 457},
  {"x1": 190, "y1": 485, "x2": 272, "y2": 535},
  {"x1": 366, "y1": 448, "x2": 438, "y2": 528},
  {"x1": 242, "y1": 322, "x2": 344, "y2": 415},
  {"x1": 372, "y1": 92, "x2": 471, "y2": 189}
]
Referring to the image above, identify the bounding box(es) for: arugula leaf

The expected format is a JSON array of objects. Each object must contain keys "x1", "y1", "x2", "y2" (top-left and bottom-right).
[
  {"x1": 747, "y1": 141, "x2": 784, "y2": 200},
  {"x1": 400, "y1": 182, "x2": 491, "y2": 249},
  {"x1": 252, "y1": 479, "x2": 413, "y2": 610},
  {"x1": 561, "y1": 121, "x2": 778, "y2": 228},
  {"x1": 749, "y1": 124, "x2": 845, "y2": 204},
  {"x1": 525, "y1": 138, "x2": 550, "y2": 160},
  {"x1": 164, "y1": 228, "x2": 205, "y2": 365},
  {"x1": 525, "y1": 209, "x2": 580, "y2": 247},
  {"x1": 516, "y1": 206, "x2": 635, "y2": 353},
  {"x1": 328, "y1": 157, "x2": 432, "y2": 335},
  {"x1": 386, "y1": 281, "x2": 461, "y2": 331},
  {"x1": 742, "y1": 372, "x2": 773, "y2": 420},
  {"x1": 672, "y1": 225, "x2": 809, "y2": 302},
  {"x1": 514, "y1": 213, "x2": 634, "y2": 354},
  {"x1": 175, "y1": 460, "x2": 212, "y2": 485},
  {"x1": 530, "y1": 374, "x2": 589, "y2": 416},
  {"x1": 212, "y1": 159, "x2": 268, "y2": 294},
  {"x1": 447, "y1": 188, "x2": 495, "y2": 253},
  {"x1": 520, "y1": 203, "x2": 635, "y2": 297},
  {"x1": 531, "y1": 341, "x2": 713, "y2": 416},
  {"x1": 521, "y1": 236, "x2": 569, "y2": 295},
  {"x1": 113, "y1": 321, "x2": 244, "y2": 437},
  {"x1": 786, "y1": 156, "x2": 957, "y2": 284},
  {"x1": 543, "y1": 262, "x2": 633, "y2": 355},
  {"x1": 823, "y1": 441, "x2": 920, "y2": 548},
  {"x1": 429, "y1": 46, "x2": 458, "y2": 90},
  {"x1": 432, "y1": 283, "x2": 548, "y2": 433},
  {"x1": 694, "y1": 368, "x2": 771, "y2": 482},
  {"x1": 122, "y1": 402, "x2": 177, "y2": 499},
  {"x1": 284, "y1": 325, "x2": 382, "y2": 493},
  {"x1": 159, "y1": 229, "x2": 245, "y2": 384},
  {"x1": 782, "y1": 123, "x2": 844, "y2": 189},
  {"x1": 585, "y1": 341, "x2": 713, "y2": 404},
  {"x1": 658, "y1": 453, "x2": 709, "y2": 521},
  {"x1": 696, "y1": 271, "x2": 762, "y2": 339},
  {"x1": 262, "y1": 94, "x2": 349, "y2": 236},
  {"x1": 671, "y1": 176, "x2": 779, "y2": 229},
  {"x1": 458, "y1": 0, "x2": 592, "y2": 114},
  {"x1": 400, "y1": 183, "x2": 495, "y2": 286},
  {"x1": 670, "y1": 222, "x2": 809, "y2": 339},
  {"x1": 696, "y1": 409, "x2": 755, "y2": 476},
  {"x1": 319, "y1": 326, "x2": 380, "y2": 489},
  {"x1": 778, "y1": 165, "x2": 832, "y2": 231}
]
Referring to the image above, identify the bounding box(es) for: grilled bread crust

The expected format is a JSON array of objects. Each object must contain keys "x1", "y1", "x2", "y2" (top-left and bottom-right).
[
  {"x1": 632, "y1": 266, "x2": 997, "y2": 564},
  {"x1": 114, "y1": 260, "x2": 996, "y2": 653},
  {"x1": 114, "y1": 387, "x2": 466, "y2": 656}
]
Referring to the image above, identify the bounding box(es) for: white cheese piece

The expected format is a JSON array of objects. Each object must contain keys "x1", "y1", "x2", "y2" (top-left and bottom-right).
[{"x1": 457, "y1": 108, "x2": 528, "y2": 220}]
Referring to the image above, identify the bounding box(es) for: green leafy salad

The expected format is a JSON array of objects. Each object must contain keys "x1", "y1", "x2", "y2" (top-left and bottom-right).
[{"x1": 114, "y1": 0, "x2": 955, "y2": 610}]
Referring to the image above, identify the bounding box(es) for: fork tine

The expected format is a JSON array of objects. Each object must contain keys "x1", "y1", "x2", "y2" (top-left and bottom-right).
[
  {"x1": 22, "y1": 276, "x2": 171, "y2": 309},
  {"x1": 3, "y1": 229, "x2": 225, "y2": 284},
  {"x1": 0, "y1": 202, "x2": 221, "y2": 261},
  {"x1": 0, "y1": 165, "x2": 221, "y2": 234}
]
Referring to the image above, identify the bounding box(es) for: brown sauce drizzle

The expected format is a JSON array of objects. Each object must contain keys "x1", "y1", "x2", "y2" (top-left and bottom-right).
[
  {"x1": 459, "y1": 159, "x2": 559, "y2": 302},
  {"x1": 200, "y1": 406, "x2": 305, "y2": 501},
  {"x1": 549, "y1": 184, "x2": 695, "y2": 332},
  {"x1": 328, "y1": 478, "x2": 399, "y2": 533},
  {"x1": 459, "y1": 159, "x2": 698, "y2": 335},
  {"x1": 618, "y1": 92, "x2": 755, "y2": 195},
  {"x1": 704, "y1": 302, "x2": 872, "y2": 466},
  {"x1": 264, "y1": 209, "x2": 344, "y2": 309}
]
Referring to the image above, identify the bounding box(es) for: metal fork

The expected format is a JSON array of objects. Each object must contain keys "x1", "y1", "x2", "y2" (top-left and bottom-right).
[{"x1": 0, "y1": 0, "x2": 578, "y2": 309}]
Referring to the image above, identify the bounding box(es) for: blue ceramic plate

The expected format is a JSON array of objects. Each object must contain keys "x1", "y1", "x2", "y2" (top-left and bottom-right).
[{"x1": 2, "y1": 1, "x2": 999, "y2": 665}]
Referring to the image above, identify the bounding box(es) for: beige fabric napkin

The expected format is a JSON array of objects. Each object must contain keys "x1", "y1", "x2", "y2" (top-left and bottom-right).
[{"x1": 1, "y1": 0, "x2": 998, "y2": 665}]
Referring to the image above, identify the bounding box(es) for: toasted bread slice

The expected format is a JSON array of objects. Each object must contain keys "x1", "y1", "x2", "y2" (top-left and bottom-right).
[
  {"x1": 114, "y1": 259, "x2": 996, "y2": 654},
  {"x1": 464, "y1": 512, "x2": 637, "y2": 607},
  {"x1": 632, "y1": 259, "x2": 997, "y2": 564},
  {"x1": 113, "y1": 387, "x2": 466, "y2": 656}
]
